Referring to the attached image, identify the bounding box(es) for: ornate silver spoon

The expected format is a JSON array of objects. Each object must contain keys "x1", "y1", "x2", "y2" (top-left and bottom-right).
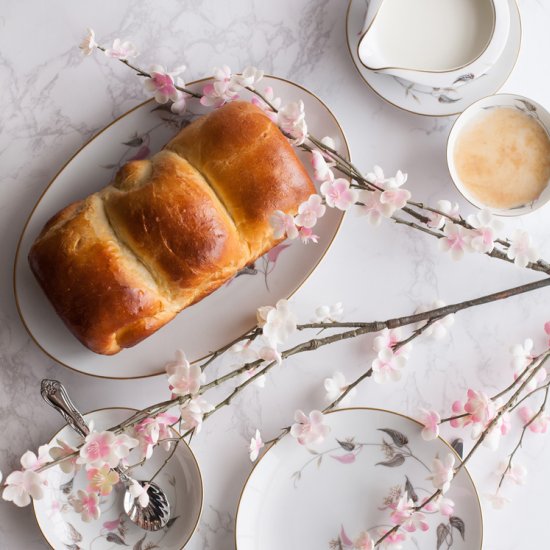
[{"x1": 40, "y1": 379, "x2": 171, "y2": 531}]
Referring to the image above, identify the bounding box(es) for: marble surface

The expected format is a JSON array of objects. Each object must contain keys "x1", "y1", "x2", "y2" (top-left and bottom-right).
[{"x1": 0, "y1": 1, "x2": 549, "y2": 548}]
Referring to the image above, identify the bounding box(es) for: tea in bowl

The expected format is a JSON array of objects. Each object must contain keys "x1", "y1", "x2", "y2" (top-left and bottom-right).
[{"x1": 447, "y1": 94, "x2": 550, "y2": 216}]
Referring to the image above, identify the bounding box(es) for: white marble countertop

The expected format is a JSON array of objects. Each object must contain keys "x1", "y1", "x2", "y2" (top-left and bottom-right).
[{"x1": 1, "y1": 1, "x2": 549, "y2": 548}]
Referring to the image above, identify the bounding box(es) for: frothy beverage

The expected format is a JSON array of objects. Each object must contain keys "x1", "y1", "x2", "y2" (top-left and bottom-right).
[{"x1": 454, "y1": 107, "x2": 550, "y2": 209}]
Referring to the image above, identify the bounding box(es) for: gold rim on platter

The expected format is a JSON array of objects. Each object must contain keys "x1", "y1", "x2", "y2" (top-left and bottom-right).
[
  {"x1": 13, "y1": 74, "x2": 351, "y2": 380},
  {"x1": 234, "y1": 406, "x2": 483, "y2": 549},
  {"x1": 345, "y1": 0, "x2": 522, "y2": 118},
  {"x1": 32, "y1": 406, "x2": 204, "y2": 550}
]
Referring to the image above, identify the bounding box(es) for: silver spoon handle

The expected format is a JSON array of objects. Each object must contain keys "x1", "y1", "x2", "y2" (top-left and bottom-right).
[
  {"x1": 40, "y1": 379, "x2": 131, "y2": 483},
  {"x1": 41, "y1": 379, "x2": 90, "y2": 438}
]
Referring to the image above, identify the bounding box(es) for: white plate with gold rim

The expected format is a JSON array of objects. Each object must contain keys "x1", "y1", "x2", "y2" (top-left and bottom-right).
[
  {"x1": 346, "y1": 0, "x2": 521, "y2": 117},
  {"x1": 14, "y1": 76, "x2": 347, "y2": 379},
  {"x1": 236, "y1": 408, "x2": 482, "y2": 550},
  {"x1": 33, "y1": 407, "x2": 203, "y2": 550}
]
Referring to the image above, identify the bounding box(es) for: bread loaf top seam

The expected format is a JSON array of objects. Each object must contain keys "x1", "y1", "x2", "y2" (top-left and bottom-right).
[{"x1": 97, "y1": 190, "x2": 176, "y2": 303}]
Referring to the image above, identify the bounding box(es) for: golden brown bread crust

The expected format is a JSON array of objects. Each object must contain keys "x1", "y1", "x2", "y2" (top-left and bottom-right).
[
  {"x1": 166, "y1": 101, "x2": 314, "y2": 258},
  {"x1": 28, "y1": 101, "x2": 315, "y2": 355},
  {"x1": 28, "y1": 195, "x2": 176, "y2": 354}
]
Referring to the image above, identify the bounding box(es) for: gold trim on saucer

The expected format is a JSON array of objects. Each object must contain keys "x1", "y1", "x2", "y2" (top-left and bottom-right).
[
  {"x1": 234, "y1": 406, "x2": 483, "y2": 549},
  {"x1": 346, "y1": 0, "x2": 522, "y2": 118},
  {"x1": 13, "y1": 75, "x2": 351, "y2": 380},
  {"x1": 32, "y1": 406, "x2": 204, "y2": 550}
]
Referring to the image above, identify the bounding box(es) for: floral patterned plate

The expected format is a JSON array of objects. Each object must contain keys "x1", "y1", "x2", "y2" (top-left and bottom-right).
[
  {"x1": 235, "y1": 408, "x2": 482, "y2": 550},
  {"x1": 346, "y1": 0, "x2": 521, "y2": 117},
  {"x1": 33, "y1": 408, "x2": 203, "y2": 550},
  {"x1": 14, "y1": 76, "x2": 348, "y2": 379}
]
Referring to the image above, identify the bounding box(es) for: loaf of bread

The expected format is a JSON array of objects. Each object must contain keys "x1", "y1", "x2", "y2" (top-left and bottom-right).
[{"x1": 29, "y1": 101, "x2": 315, "y2": 355}]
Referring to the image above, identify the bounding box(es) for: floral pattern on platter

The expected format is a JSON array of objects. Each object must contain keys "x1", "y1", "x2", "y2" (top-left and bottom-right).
[{"x1": 291, "y1": 426, "x2": 469, "y2": 550}]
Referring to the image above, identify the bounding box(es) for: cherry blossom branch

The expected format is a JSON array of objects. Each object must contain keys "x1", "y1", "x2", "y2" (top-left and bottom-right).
[
  {"x1": 497, "y1": 386, "x2": 549, "y2": 490},
  {"x1": 375, "y1": 351, "x2": 550, "y2": 547}
]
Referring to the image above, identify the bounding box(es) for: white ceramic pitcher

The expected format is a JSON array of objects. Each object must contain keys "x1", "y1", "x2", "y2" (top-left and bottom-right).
[{"x1": 358, "y1": 0, "x2": 511, "y2": 89}]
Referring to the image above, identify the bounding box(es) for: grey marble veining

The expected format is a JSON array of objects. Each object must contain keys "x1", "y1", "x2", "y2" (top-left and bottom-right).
[{"x1": 0, "y1": 0, "x2": 549, "y2": 548}]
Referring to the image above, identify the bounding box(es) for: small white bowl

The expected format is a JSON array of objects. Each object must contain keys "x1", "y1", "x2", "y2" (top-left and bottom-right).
[{"x1": 447, "y1": 93, "x2": 550, "y2": 216}]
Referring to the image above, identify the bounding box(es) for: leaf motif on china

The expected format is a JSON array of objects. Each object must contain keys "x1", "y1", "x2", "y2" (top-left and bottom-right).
[
  {"x1": 60, "y1": 476, "x2": 74, "y2": 494},
  {"x1": 436, "y1": 523, "x2": 451, "y2": 550},
  {"x1": 438, "y1": 94, "x2": 460, "y2": 104},
  {"x1": 376, "y1": 454, "x2": 405, "y2": 468},
  {"x1": 517, "y1": 99, "x2": 537, "y2": 112},
  {"x1": 336, "y1": 438, "x2": 356, "y2": 452},
  {"x1": 450, "y1": 516, "x2": 466, "y2": 540},
  {"x1": 453, "y1": 73, "x2": 475, "y2": 85},
  {"x1": 122, "y1": 134, "x2": 144, "y2": 147},
  {"x1": 106, "y1": 532, "x2": 128, "y2": 545},
  {"x1": 66, "y1": 522, "x2": 83, "y2": 543},
  {"x1": 378, "y1": 428, "x2": 408, "y2": 447},
  {"x1": 404, "y1": 476, "x2": 418, "y2": 503}
]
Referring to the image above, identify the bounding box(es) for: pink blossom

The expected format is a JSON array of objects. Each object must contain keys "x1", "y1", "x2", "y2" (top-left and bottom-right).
[
  {"x1": 377, "y1": 529, "x2": 407, "y2": 549},
  {"x1": 467, "y1": 209, "x2": 502, "y2": 253},
  {"x1": 270, "y1": 210, "x2": 299, "y2": 240},
  {"x1": 427, "y1": 200, "x2": 459, "y2": 229},
  {"x1": 366, "y1": 165, "x2": 387, "y2": 186},
  {"x1": 261, "y1": 299, "x2": 297, "y2": 346},
  {"x1": 507, "y1": 229, "x2": 539, "y2": 268},
  {"x1": 278, "y1": 100, "x2": 308, "y2": 145},
  {"x1": 545, "y1": 322, "x2": 550, "y2": 345},
  {"x1": 423, "y1": 495, "x2": 455, "y2": 517},
  {"x1": 313, "y1": 303, "x2": 344, "y2": 323},
  {"x1": 49, "y1": 439, "x2": 80, "y2": 474},
  {"x1": 324, "y1": 371, "x2": 355, "y2": 405},
  {"x1": 418, "y1": 409, "x2": 441, "y2": 441},
  {"x1": 485, "y1": 492, "x2": 510, "y2": 509},
  {"x1": 234, "y1": 66, "x2": 264, "y2": 89},
  {"x1": 79, "y1": 28, "x2": 97, "y2": 56},
  {"x1": 427, "y1": 453, "x2": 455, "y2": 494},
  {"x1": 390, "y1": 493, "x2": 429, "y2": 533},
  {"x1": 104, "y1": 38, "x2": 138, "y2": 60},
  {"x1": 133, "y1": 412, "x2": 178, "y2": 460},
  {"x1": 481, "y1": 412, "x2": 510, "y2": 450},
  {"x1": 250, "y1": 86, "x2": 281, "y2": 123},
  {"x1": 290, "y1": 410, "x2": 330, "y2": 446},
  {"x1": 356, "y1": 190, "x2": 387, "y2": 226},
  {"x1": 379, "y1": 170, "x2": 411, "y2": 213},
  {"x1": 372, "y1": 348, "x2": 407, "y2": 384},
  {"x1": 129, "y1": 479, "x2": 150, "y2": 508},
  {"x1": 496, "y1": 461, "x2": 527, "y2": 485},
  {"x1": 373, "y1": 327, "x2": 411, "y2": 356},
  {"x1": 294, "y1": 194, "x2": 326, "y2": 228},
  {"x1": 464, "y1": 389, "x2": 496, "y2": 425},
  {"x1": 77, "y1": 431, "x2": 138, "y2": 470},
  {"x1": 298, "y1": 226, "x2": 319, "y2": 244},
  {"x1": 354, "y1": 531, "x2": 375, "y2": 550},
  {"x1": 311, "y1": 150, "x2": 334, "y2": 183},
  {"x1": 2, "y1": 469, "x2": 46, "y2": 507},
  {"x1": 144, "y1": 65, "x2": 185, "y2": 105},
  {"x1": 518, "y1": 406, "x2": 549, "y2": 433},
  {"x1": 72, "y1": 490, "x2": 100, "y2": 522},
  {"x1": 511, "y1": 338, "x2": 535, "y2": 371},
  {"x1": 449, "y1": 400, "x2": 472, "y2": 429},
  {"x1": 20, "y1": 444, "x2": 51, "y2": 471},
  {"x1": 320, "y1": 178, "x2": 358, "y2": 210},
  {"x1": 439, "y1": 222, "x2": 473, "y2": 260},
  {"x1": 166, "y1": 349, "x2": 204, "y2": 397},
  {"x1": 415, "y1": 300, "x2": 455, "y2": 340},
  {"x1": 200, "y1": 66, "x2": 240, "y2": 107},
  {"x1": 249, "y1": 429, "x2": 264, "y2": 462},
  {"x1": 86, "y1": 465, "x2": 119, "y2": 496},
  {"x1": 180, "y1": 397, "x2": 214, "y2": 433}
]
